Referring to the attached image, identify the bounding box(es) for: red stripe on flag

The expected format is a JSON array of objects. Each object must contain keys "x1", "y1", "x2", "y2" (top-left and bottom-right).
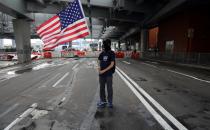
[
  {"x1": 37, "y1": 16, "x2": 59, "y2": 31},
  {"x1": 64, "y1": 21, "x2": 86, "y2": 32},
  {"x1": 60, "y1": 27, "x2": 88, "y2": 40},
  {"x1": 43, "y1": 23, "x2": 87, "y2": 44},
  {"x1": 58, "y1": 32, "x2": 89, "y2": 45},
  {"x1": 41, "y1": 26, "x2": 61, "y2": 40},
  {"x1": 45, "y1": 27, "x2": 88, "y2": 46},
  {"x1": 44, "y1": 32, "x2": 89, "y2": 50},
  {"x1": 38, "y1": 21, "x2": 61, "y2": 36}
]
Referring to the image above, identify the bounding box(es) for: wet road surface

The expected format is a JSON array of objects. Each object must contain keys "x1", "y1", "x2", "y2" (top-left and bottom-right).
[{"x1": 0, "y1": 58, "x2": 209, "y2": 130}]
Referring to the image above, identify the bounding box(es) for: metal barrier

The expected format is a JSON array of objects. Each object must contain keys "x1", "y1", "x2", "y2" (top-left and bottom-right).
[
  {"x1": 61, "y1": 51, "x2": 100, "y2": 58},
  {"x1": 143, "y1": 52, "x2": 210, "y2": 65},
  {"x1": 0, "y1": 52, "x2": 17, "y2": 61}
]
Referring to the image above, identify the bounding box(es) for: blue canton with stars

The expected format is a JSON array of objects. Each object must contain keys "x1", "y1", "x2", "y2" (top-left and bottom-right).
[{"x1": 58, "y1": 0, "x2": 84, "y2": 30}]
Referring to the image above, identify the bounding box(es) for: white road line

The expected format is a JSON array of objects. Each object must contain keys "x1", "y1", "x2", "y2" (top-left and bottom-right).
[
  {"x1": 39, "y1": 73, "x2": 61, "y2": 88},
  {"x1": 61, "y1": 97, "x2": 66, "y2": 102},
  {"x1": 0, "y1": 103, "x2": 19, "y2": 118},
  {"x1": 167, "y1": 69, "x2": 210, "y2": 84},
  {"x1": 141, "y1": 62, "x2": 158, "y2": 68},
  {"x1": 146, "y1": 61, "x2": 159, "y2": 64},
  {"x1": 72, "y1": 63, "x2": 79, "y2": 70},
  {"x1": 116, "y1": 70, "x2": 174, "y2": 130},
  {"x1": 122, "y1": 61, "x2": 131, "y2": 65},
  {"x1": 117, "y1": 67, "x2": 188, "y2": 130},
  {"x1": 4, "y1": 103, "x2": 37, "y2": 130},
  {"x1": 52, "y1": 72, "x2": 69, "y2": 87}
]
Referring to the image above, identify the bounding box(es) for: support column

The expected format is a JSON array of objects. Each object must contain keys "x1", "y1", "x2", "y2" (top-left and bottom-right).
[
  {"x1": 125, "y1": 40, "x2": 129, "y2": 51},
  {"x1": 13, "y1": 19, "x2": 31, "y2": 63},
  {"x1": 12, "y1": 39, "x2": 16, "y2": 48},
  {"x1": 68, "y1": 41, "x2": 72, "y2": 48},
  {"x1": 98, "y1": 41, "x2": 102, "y2": 51},
  {"x1": 0, "y1": 39, "x2": 3, "y2": 49},
  {"x1": 118, "y1": 41, "x2": 121, "y2": 50},
  {"x1": 114, "y1": 42, "x2": 117, "y2": 51},
  {"x1": 140, "y1": 29, "x2": 148, "y2": 58}
]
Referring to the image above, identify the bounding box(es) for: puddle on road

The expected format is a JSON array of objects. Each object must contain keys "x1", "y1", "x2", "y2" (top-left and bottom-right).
[{"x1": 15, "y1": 68, "x2": 33, "y2": 74}]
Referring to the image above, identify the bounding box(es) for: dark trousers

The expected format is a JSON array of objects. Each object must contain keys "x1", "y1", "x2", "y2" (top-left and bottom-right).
[{"x1": 99, "y1": 76, "x2": 113, "y2": 103}]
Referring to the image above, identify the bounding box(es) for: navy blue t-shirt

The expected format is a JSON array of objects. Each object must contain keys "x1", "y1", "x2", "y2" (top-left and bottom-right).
[{"x1": 98, "y1": 50, "x2": 115, "y2": 77}]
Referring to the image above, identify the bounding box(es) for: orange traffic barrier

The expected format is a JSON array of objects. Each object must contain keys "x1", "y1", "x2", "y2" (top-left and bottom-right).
[
  {"x1": 44, "y1": 52, "x2": 52, "y2": 58},
  {"x1": 115, "y1": 51, "x2": 125, "y2": 58},
  {"x1": 131, "y1": 52, "x2": 140, "y2": 59}
]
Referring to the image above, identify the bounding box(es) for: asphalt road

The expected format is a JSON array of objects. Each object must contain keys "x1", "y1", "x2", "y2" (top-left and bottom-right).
[{"x1": 0, "y1": 58, "x2": 209, "y2": 130}]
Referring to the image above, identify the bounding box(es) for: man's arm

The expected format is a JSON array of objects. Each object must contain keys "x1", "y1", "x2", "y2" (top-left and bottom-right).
[
  {"x1": 100, "y1": 61, "x2": 114, "y2": 74},
  {"x1": 97, "y1": 60, "x2": 101, "y2": 72}
]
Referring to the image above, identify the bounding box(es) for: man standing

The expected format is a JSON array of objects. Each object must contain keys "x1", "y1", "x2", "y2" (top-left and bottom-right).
[{"x1": 97, "y1": 39, "x2": 115, "y2": 108}]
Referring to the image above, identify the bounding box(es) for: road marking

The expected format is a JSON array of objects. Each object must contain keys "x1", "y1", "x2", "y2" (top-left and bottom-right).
[
  {"x1": 167, "y1": 69, "x2": 210, "y2": 84},
  {"x1": 0, "y1": 103, "x2": 19, "y2": 118},
  {"x1": 39, "y1": 73, "x2": 61, "y2": 88},
  {"x1": 146, "y1": 61, "x2": 159, "y2": 64},
  {"x1": 122, "y1": 61, "x2": 131, "y2": 65},
  {"x1": 116, "y1": 69, "x2": 173, "y2": 130},
  {"x1": 61, "y1": 97, "x2": 66, "y2": 102},
  {"x1": 72, "y1": 63, "x2": 79, "y2": 70},
  {"x1": 4, "y1": 103, "x2": 38, "y2": 130},
  {"x1": 141, "y1": 62, "x2": 158, "y2": 68},
  {"x1": 52, "y1": 72, "x2": 69, "y2": 87},
  {"x1": 117, "y1": 67, "x2": 188, "y2": 130}
]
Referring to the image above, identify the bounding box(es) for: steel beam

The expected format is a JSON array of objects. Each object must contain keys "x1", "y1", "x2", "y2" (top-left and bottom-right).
[
  {"x1": 0, "y1": 0, "x2": 32, "y2": 20},
  {"x1": 147, "y1": 0, "x2": 187, "y2": 24},
  {"x1": 55, "y1": 0, "x2": 149, "y2": 13},
  {"x1": 26, "y1": 3, "x2": 144, "y2": 23}
]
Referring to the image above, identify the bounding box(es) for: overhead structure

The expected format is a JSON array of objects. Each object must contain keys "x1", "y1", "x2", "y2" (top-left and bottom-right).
[{"x1": 0, "y1": 0, "x2": 193, "y2": 40}]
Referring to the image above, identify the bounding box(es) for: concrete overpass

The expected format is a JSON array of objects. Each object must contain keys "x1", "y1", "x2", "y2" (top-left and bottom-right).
[{"x1": 0, "y1": 0, "x2": 190, "y2": 63}]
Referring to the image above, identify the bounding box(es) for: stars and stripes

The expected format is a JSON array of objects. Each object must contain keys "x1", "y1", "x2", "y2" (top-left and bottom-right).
[{"x1": 37, "y1": 0, "x2": 90, "y2": 50}]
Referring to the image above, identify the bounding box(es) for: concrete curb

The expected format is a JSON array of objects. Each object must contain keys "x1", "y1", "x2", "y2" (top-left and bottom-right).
[{"x1": 0, "y1": 62, "x2": 18, "y2": 70}]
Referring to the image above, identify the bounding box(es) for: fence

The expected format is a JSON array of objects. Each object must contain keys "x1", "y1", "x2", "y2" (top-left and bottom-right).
[{"x1": 143, "y1": 52, "x2": 210, "y2": 65}]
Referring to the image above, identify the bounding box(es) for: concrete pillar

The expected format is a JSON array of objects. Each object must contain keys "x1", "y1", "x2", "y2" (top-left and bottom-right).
[
  {"x1": 12, "y1": 39, "x2": 16, "y2": 48},
  {"x1": 98, "y1": 41, "x2": 102, "y2": 51},
  {"x1": 140, "y1": 29, "x2": 148, "y2": 58},
  {"x1": 125, "y1": 40, "x2": 129, "y2": 51},
  {"x1": 118, "y1": 41, "x2": 121, "y2": 50},
  {"x1": 68, "y1": 41, "x2": 72, "y2": 48},
  {"x1": 13, "y1": 19, "x2": 31, "y2": 63},
  {"x1": 0, "y1": 39, "x2": 3, "y2": 49},
  {"x1": 114, "y1": 42, "x2": 117, "y2": 51}
]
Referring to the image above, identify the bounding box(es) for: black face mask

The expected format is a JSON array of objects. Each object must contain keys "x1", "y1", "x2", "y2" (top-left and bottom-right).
[{"x1": 103, "y1": 44, "x2": 111, "y2": 51}]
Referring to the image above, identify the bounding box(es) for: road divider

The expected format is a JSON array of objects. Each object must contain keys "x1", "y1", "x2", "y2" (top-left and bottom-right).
[
  {"x1": 4, "y1": 103, "x2": 38, "y2": 130},
  {"x1": 116, "y1": 66, "x2": 188, "y2": 130}
]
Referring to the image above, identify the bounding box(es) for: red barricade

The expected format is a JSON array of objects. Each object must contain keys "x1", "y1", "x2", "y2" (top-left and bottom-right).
[
  {"x1": 44, "y1": 52, "x2": 52, "y2": 58},
  {"x1": 75, "y1": 51, "x2": 86, "y2": 57},
  {"x1": 131, "y1": 52, "x2": 140, "y2": 59},
  {"x1": 115, "y1": 51, "x2": 125, "y2": 58}
]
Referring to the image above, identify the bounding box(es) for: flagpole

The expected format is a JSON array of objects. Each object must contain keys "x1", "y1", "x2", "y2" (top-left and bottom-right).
[{"x1": 78, "y1": 0, "x2": 91, "y2": 35}]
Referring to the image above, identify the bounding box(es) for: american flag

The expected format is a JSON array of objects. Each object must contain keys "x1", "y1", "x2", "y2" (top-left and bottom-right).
[{"x1": 36, "y1": 0, "x2": 90, "y2": 50}]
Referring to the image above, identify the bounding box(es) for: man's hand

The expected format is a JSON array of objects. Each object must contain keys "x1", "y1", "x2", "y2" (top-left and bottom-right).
[{"x1": 99, "y1": 69, "x2": 105, "y2": 74}]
